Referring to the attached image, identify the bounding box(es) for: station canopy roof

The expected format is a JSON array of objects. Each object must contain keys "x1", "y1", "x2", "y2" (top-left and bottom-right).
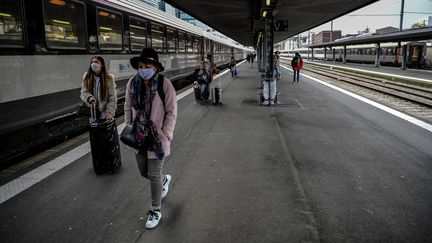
[
  {"x1": 308, "y1": 27, "x2": 432, "y2": 48},
  {"x1": 162, "y1": 0, "x2": 380, "y2": 47}
]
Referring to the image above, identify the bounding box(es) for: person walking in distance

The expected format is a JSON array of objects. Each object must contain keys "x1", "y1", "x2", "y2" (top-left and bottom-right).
[
  {"x1": 125, "y1": 48, "x2": 177, "y2": 229},
  {"x1": 291, "y1": 52, "x2": 304, "y2": 83},
  {"x1": 228, "y1": 56, "x2": 237, "y2": 78},
  {"x1": 197, "y1": 59, "x2": 212, "y2": 104}
]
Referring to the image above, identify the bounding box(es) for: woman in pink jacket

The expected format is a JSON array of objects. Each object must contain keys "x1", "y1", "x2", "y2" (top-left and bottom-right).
[{"x1": 124, "y1": 48, "x2": 177, "y2": 229}]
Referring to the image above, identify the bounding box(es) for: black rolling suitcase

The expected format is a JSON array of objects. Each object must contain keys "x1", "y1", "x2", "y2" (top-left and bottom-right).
[
  {"x1": 89, "y1": 103, "x2": 121, "y2": 175},
  {"x1": 212, "y1": 80, "x2": 222, "y2": 105},
  {"x1": 213, "y1": 87, "x2": 222, "y2": 105},
  {"x1": 193, "y1": 81, "x2": 201, "y2": 102}
]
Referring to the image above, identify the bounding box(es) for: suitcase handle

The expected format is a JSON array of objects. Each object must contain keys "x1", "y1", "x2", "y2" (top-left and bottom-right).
[{"x1": 90, "y1": 102, "x2": 98, "y2": 125}]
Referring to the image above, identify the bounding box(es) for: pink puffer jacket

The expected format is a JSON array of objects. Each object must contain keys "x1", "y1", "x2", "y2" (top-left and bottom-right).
[{"x1": 124, "y1": 76, "x2": 177, "y2": 159}]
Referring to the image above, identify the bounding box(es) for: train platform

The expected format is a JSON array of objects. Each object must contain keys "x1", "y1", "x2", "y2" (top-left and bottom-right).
[
  {"x1": 284, "y1": 57, "x2": 432, "y2": 83},
  {"x1": 1, "y1": 61, "x2": 432, "y2": 242}
]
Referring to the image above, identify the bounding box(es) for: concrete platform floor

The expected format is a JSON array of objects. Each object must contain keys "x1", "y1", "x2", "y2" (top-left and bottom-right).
[{"x1": 0, "y1": 62, "x2": 431, "y2": 242}]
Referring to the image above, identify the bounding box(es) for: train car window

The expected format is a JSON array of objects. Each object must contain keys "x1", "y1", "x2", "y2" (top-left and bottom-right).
[
  {"x1": 43, "y1": 0, "x2": 86, "y2": 49},
  {"x1": 0, "y1": 0, "x2": 24, "y2": 47},
  {"x1": 97, "y1": 8, "x2": 122, "y2": 50},
  {"x1": 129, "y1": 17, "x2": 146, "y2": 51},
  {"x1": 151, "y1": 23, "x2": 164, "y2": 53},
  {"x1": 214, "y1": 43, "x2": 219, "y2": 54},
  {"x1": 178, "y1": 31, "x2": 185, "y2": 52},
  {"x1": 194, "y1": 36, "x2": 200, "y2": 53},
  {"x1": 187, "y1": 35, "x2": 193, "y2": 53},
  {"x1": 205, "y1": 39, "x2": 210, "y2": 53},
  {"x1": 166, "y1": 27, "x2": 177, "y2": 53}
]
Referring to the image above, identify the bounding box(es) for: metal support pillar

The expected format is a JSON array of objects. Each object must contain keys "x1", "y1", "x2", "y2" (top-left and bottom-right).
[
  {"x1": 265, "y1": 17, "x2": 274, "y2": 81},
  {"x1": 401, "y1": 45, "x2": 407, "y2": 70},
  {"x1": 332, "y1": 48, "x2": 336, "y2": 62},
  {"x1": 397, "y1": 0, "x2": 405, "y2": 67},
  {"x1": 260, "y1": 40, "x2": 265, "y2": 72},
  {"x1": 311, "y1": 48, "x2": 314, "y2": 61},
  {"x1": 330, "y1": 20, "x2": 333, "y2": 42},
  {"x1": 261, "y1": 16, "x2": 276, "y2": 105},
  {"x1": 375, "y1": 43, "x2": 380, "y2": 67},
  {"x1": 307, "y1": 31, "x2": 310, "y2": 60},
  {"x1": 399, "y1": 0, "x2": 405, "y2": 31},
  {"x1": 259, "y1": 43, "x2": 263, "y2": 71},
  {"x1": 343, "y1": 46, "x2": 347, "y2": 64},
  {"x1": 324, "y1": 47, "x2": 327, "y2": 62}
]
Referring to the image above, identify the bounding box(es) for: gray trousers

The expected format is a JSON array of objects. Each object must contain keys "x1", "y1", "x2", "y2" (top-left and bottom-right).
[{"x1": 136, "y1": 151, "x2": 165, "y2": 210}]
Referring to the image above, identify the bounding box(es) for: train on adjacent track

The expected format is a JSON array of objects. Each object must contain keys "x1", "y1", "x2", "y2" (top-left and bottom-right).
[
  {"x1": 279, "y1": 41, "x2": 432, "y2": 69},
  {"x1": 0, "y1": 0, "x2": 250, "y2": 139}
]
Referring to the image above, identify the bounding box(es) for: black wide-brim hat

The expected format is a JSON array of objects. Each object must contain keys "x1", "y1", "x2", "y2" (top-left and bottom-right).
[{"x1": 130, "y1": 48, "x2": 164, "y2": 71}]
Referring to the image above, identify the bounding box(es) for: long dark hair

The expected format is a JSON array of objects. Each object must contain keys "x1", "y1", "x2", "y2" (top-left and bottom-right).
[{"x1": 83, "y1": 56, "x2": 112, "y2": 102}]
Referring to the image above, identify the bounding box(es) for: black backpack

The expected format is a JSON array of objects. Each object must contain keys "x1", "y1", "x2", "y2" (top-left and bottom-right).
[
  {"x1": 157, "y1": 74, "x2": 166, "y2": 107},
  {"x1": 292, "y1": 57, "x2": 299, "y2": 67}
]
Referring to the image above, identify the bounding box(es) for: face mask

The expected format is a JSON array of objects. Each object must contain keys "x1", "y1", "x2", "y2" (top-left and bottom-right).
[
  {"x1": 205, "y1": 63, "x2": 210, "y2": 70},
  {"x1": 91, "y1": 63, "x2": 101, "y2": 72},
  {"x1": 139, "y1": 67, "x2": 155, "y2": 80}
]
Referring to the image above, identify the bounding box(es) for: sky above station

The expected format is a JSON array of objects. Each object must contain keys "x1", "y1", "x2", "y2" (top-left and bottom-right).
[{"x1": 304, "y1": 0, "x2": 432, "y2": 36}]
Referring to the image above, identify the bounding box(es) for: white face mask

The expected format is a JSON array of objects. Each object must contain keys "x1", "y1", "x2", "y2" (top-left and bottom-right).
[{"x1": 91, "y1": 63, "x2": 101, "y2": 72}]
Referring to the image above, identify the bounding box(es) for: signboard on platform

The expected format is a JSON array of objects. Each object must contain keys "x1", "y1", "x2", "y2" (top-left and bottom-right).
[
  {"x1": 274, "y1": 20, "x2": 288, "y2": 31},
  {"x1": 429, "y1": 16, "x2": 432, "y2": 27}
]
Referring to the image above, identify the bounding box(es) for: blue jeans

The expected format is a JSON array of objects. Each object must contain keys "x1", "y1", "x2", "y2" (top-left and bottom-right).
[
  {"x1": 273, "y1": 68, "x2": 281, "y2": 80},
  {"x1": 200, "y1": 82, "x2": 210, "y2": 99},
  {"x1": 293, "y1": 70, "x2": 300, "y2": 82}
]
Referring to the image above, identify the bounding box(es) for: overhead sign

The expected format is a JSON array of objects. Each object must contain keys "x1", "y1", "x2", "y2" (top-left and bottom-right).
[{"x1": 274, "y1": 20, "x2": 288, "y2": 31}]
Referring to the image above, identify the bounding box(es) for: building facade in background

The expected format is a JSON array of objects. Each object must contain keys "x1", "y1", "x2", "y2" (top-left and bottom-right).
[
  {"x1": 312, "y1": 31, "x2": 342, "y2": 44},
  {"x1": 137, "y1": 0, "x2": 210, "y2": 30},
  {"x1": 139, "y1": 0, "x2": 159, "y2": 8},
  {"x1": 376, "y1": 26, "x2": 399, "y2": 34}
]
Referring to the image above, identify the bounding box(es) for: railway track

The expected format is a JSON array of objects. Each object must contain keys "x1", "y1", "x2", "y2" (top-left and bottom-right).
[{"x1": 281, "y1": 59, "x2": 432, "y2": 123}]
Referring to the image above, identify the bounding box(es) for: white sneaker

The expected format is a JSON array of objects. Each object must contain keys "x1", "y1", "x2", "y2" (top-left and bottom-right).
[
  {"x1": 161, "y1": 175, "x2": 171, "y2": 199},
  {"x1": 262, "y1": 100, "x2": 269, "y2": 106},
  {"x1": 145, "y1": 209, "x2": 161, "y2": 229}
]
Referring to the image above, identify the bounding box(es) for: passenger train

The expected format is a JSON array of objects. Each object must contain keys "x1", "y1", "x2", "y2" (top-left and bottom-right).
[
  {"x1": 280, "y1": 41, "x2": 432, "y2": 69},
  {"x1": 0, "y1": 0, "x2": 250, "y2": 137}
]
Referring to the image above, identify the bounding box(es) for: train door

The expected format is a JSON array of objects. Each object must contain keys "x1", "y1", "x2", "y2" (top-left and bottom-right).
[{"x1": 406, "y1": 42, "x2": 426, "y2": 68}]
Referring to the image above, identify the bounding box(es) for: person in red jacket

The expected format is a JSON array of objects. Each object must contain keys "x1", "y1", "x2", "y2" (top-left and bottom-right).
[{"x1": 291, "y1": 52, "x2": 304, "y2": 83}]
